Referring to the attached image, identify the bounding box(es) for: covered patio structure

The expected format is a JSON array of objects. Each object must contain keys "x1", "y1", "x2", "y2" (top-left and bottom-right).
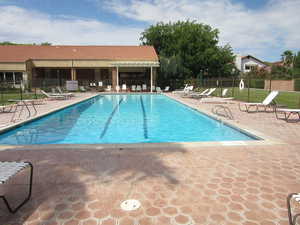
[{"x1": 0, "y1": 45, "x2": 160, "y2": 91}]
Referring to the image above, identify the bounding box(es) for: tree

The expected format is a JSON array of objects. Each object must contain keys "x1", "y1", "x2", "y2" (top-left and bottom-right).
[
  {"x1": 41, "y1": 42, "x2": 52, "y2": 46},
  {"x1": 140, "y1": 21, "x2": 236, "y2": 84},
  {"x1": 294, "y1": 51, "x2": 300, "y2": 69},
  {"x1": 281, "y1": 50, "x2": 295, "y2": 68}
]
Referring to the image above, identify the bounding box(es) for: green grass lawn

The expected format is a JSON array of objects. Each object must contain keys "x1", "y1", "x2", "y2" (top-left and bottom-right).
[
  {"x1": 0, "y1": 92, "x2": 45, "y2": 105},
  {"x1": 200, "y1": 87, "x2": 300, "y2": 109}
]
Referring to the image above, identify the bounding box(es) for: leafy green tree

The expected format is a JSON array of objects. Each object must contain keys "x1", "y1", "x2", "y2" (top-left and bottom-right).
[
  {"x1": 140, "y1": 20, "x2": 236, "y2": 85},
  {"x1": 294, "y1": 51, "x2": 300, "y2": 68},
  {"x1": 281, "y1": 50, "x2": 295, "y2": 68},
  {"x1": 41, "y1": 42, "x2": 52, "y2": 46}
]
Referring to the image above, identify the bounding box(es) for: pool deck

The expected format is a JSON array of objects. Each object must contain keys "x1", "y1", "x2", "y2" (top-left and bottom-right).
[{"x1": 0, "y1": 92, "x2": 300, "y2": 225}]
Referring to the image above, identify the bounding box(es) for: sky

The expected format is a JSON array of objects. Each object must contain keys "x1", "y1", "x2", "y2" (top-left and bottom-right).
[{"x1": 0, "y1": 0, "x2": 299, "y2": 62}]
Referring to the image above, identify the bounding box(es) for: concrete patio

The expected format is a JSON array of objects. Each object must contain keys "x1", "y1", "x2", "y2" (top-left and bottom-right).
[{"x1": 0, "y1": 93, "x2": 300, "y2": 225}]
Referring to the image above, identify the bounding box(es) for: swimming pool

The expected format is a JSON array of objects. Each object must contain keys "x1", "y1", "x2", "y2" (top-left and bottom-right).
[{"x1": 0, "y1": 94, "x2": 258, "y2": 145}]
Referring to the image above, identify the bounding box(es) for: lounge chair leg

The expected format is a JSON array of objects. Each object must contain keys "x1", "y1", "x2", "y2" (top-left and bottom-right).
[
  {"x1": 0, "y1": 162, "x2": 33, "y2": 214},
  {"x1": 287, "y1": 193, "x2": 299, "y2": 225}
]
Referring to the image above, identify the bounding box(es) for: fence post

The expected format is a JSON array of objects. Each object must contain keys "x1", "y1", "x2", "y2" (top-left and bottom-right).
[
  {"x1": 269, "y1": 73, "x2": 272, "y2": 92},
  {"x1": 20, "y1": 81, "x2": 23, "y2": 100},
  {"x1": 232, "y1": 77, "x2": 235, "y2": 97},
  {"x1": 248, "y1": 74, "x2": 251, "y2": 103}
]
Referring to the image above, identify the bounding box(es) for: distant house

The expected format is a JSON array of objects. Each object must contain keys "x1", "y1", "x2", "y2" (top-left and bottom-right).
[{"x1": 235, "y1": 55, "x2": 268, "y2": 73}]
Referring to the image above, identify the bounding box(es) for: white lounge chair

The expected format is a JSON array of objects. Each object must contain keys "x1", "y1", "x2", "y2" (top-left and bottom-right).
[
  {"x1": 122, "y1": 84, "x2": 127, "y2": 92},
  {"x1": 79, "y1": 86, "x2": 86, "y2": 92},
  {"x1": 0, "y1": 161, "x2": 33, "y2": 213},
  {"x1": 131, "y1": 85, "x2": 136, "y2": 92},
  {"x1": 163, "y1": 86, "x2": 170, "y2": 92},
  {"x1": 275, "y1": 108, "x2": 300, "y2": 122},
  {"x1": 239, "y1": 90, "x2": 279, "y2": 113},
  {"x1": 56, "y1": 86, "x2": 74, "y2": 97},
  {"x1": 105, "y1": 85, "x2": 112, "y2": 92},
  {"x1": 116, "y1": 85, "x2": 120, "y2": 92},
  {"x1": 189, "y1": 88, "x2": 216, "y2": 99},
  {"x1": 156, "y1": 87, "x2": 162, "y2": 93},
  {"x1": 142, "y1": 84, "x2": 147, "y2": 91},
  {"x1": 136, "y1": 85, "x2": 142, "y2": 92},
  {"x1": 172, "y1": 84, "x2": 188, "y2": 94},
  {"x1": 41, "y1": 90, "x2": 67, "y2": 100},
  {"x1": 151, "y1": 86, "x2": 156, "y2": 92}
]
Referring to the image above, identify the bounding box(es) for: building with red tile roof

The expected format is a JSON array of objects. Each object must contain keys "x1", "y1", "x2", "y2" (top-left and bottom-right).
[{"x1": 0, "y1": 45, "x2": 159, "y2": 90}]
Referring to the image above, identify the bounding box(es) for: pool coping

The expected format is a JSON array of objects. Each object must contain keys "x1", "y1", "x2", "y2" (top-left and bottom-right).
[
  {"x1": 0, "y1": 92, "x2": 285, "y2": 151},
  {"x1": 0, "y1": 93, "x2": 99, "y2": 134}
]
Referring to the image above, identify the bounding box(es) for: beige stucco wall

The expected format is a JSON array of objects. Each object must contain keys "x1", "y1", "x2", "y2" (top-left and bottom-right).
[
  {"x1": 0, "y1": 62, "x2": 26, "y2": 71},
  {"x1": 265, "y1": 80, "x2": 294, "y2": 91}
]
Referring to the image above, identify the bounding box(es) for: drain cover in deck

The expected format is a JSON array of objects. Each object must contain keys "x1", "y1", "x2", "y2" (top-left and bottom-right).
[{"x1": 120, "y1": 199, "x2": 141, "y2": 211}]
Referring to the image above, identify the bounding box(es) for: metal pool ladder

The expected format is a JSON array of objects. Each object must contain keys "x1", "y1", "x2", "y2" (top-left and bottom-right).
[{"x1": 212, "y1": 104, "x2": 234, "y2": 120}]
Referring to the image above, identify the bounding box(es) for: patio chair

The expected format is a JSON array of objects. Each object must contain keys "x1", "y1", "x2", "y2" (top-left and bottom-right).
[
  {"x1": 131, "y1": 85, "x2": 136, "y2": 92},
  {"x1": 151, "y1": 86, "x2": 156, "y2": 92},
  {"x1": 136, "y1": 85, "x2": 142, "y2": 92},
  {"x1": 172, "y1": 84, "x2": 188, "y2": 94},
  {"x1": 156, "y1": 87, "x2": 162, "y2": 93},
  {"x1": 275, "y1": 108, "x2": 300, "y2": 122},
  {"x1": 142, "y1": 84, "x2": 147, "y2": 91},
  {"x1": 239, "y1": 90, "x2": 279, "y2": 113},
  {"x1": 0, "y1": 161, "x2": 33, "y2": 213},
  {"x1": 40, "y1": 90, "x2": 67, "y2": 100},
  {"x1": 122, "y1": 84, "x2": 127, "y2": 92},
  {"x1": 116, "y1": 85, "x2": 120, "y2": 92},
  {"x1": 163, "y1": 86, "x2": 170, "y2": 92},
  {"x1": 56, "y1": 86, "x2": 74, "y2": 97},
  {"x1": 189, "y1": 88, "x2": 216, "y2": 99},
  {"x1": 79, "y1": 86, "x2": 87, "y2": 92},
  {"x1": 105, "y1": 85, "x2": 112, "y2": 92},
  {"x1": 287, "y1": 193, "x2": 300, "y2": 225},
  {"x1": 0, "y1": 104, "x2": 16, "y2": 113}
]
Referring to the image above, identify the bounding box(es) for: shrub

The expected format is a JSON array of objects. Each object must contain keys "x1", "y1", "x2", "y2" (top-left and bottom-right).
[{"x1": 294, "y1": 79, "x2": 300, "y2": 91}]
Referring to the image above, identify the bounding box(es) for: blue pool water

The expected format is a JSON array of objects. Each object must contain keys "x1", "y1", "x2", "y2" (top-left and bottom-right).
[{"x1": 0, "y1": 94, "x2": 257, "y2": 145}]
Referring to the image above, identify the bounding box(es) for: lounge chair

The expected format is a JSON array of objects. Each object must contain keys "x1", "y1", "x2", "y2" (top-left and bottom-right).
[
  {"x1": 79, "y1": 86, "x2": 87, "y2": 92},
  {"x1": 105, "y1": 85, "x2": 112, "y2": 92},
  {"x1": 98, "y1": 81, "x2": 103, "y2": 87},
  {"x1": 136, "y1": 85, "x2": 142, "y2": 92},
  {"x1": 56, "y1": 86, "x2": 74, "y2": 97},
  {"x1": 122, "y1": 84, "x2": 127, "y2": 92},
  {"x1": 239, "y1": 90, "x2": 279, "y2": 113},
  {"x1": 172, "y1": 84, "x2": 188, "y2": 94},
  {"x1": 189, "y1": 88, "x2": 216, "y2": 98},
  {"x1": 156, "y1": 87, "x2": 162, "y2": 93},
  {"x1": 0, "y1": 104, "x2": 16, "y2": 113},
  {"x1": 116, "y1": 85, "x2": 120, "y2": 92},
  {"x1": 142, "y1": 84, "x2": 147, "y2": 91},
  {"x1": 0, "y1": 161, "x2": 33, "y2": 213},
  {"x1": 275, "y1": 108, "x2": 300, "y2": 122},
  {"x1": 41, "y1": 90, "x2": 67, "y2": 100},
  {"x1": 131, "y1": 85, "x2": 136, "y2": 92},
  {"x1": 163, "y1": 86, "x2": 170, "y2": 92},
  {"x1": 151, "y1": 86, "x2": 156, "y2": 92},
  {"x1": 287, "y1": 193, "x2": 300, "y2": 225}
]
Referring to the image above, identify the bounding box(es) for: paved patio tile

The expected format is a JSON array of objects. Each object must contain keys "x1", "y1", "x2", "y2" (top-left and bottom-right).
[{"x1": 0, "y1": 93, "x2": 300, "y2": 224}]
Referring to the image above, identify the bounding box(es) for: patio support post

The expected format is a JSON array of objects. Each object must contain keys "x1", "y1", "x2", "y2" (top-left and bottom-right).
[
  {"x1": 13, "y1": 72, "x2": 16, "y2": 86},
  {"x1": 116, "y1": 66, "x2": 119, "y2": 93},
  {"x1": 71, "y1": 68, "x2": 77, "y2": 80},
  {"x1": 3, "y1": 72, "x2": 6, "y2": 82},
  {"x1": 150, "y1": 66, "x2": 153, "y2": 93},
  {"x1": 111, "y1": 67, "x2": 117, "y2": 91}
]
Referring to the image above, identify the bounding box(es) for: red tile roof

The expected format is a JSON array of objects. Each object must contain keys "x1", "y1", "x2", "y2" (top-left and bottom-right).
[{"x1": 0, "y1": 45, "x2": 159, "y2": 62}]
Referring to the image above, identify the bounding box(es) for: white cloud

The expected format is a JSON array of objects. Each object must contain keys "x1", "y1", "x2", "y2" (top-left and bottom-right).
[
  {"x1": 0, "y1": 5, "x2": 142, "y2": 45},
  {"x1": 103, "y1": 0, "x2": 300, "y2": 60}
]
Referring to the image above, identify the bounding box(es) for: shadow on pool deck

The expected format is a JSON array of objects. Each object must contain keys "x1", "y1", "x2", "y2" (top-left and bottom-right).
[{"x1": 0, "y1": 145, "x2": 187, "y2": 224}]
